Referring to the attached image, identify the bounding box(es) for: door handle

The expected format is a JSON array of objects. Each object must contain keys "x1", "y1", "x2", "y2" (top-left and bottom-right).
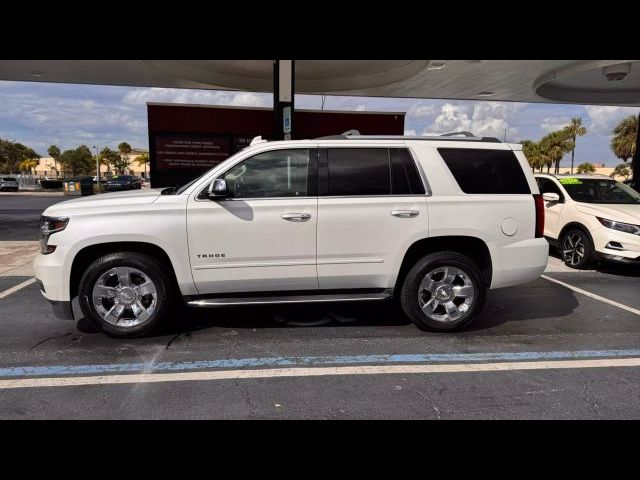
[
  {"x1": 391, "y1": 209, "x2": 419, "y2": 218},
  {"x1": 281, "y1": 212, "x2": 312, "y2": 221}
]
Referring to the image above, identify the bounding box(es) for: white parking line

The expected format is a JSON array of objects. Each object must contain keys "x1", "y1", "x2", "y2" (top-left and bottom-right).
[
  {"x1": 2, "y1": 357, "x2": 640, "y2": 389},
  {"x1": 541, "y1": 274, "x2": 640, "y2": 316},
  {"x1": 0, "y1": 277, "x2": 36, "y2": 300}
]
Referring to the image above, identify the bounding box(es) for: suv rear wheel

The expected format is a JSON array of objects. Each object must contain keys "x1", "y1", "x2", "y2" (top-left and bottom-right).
[
  {"x1": 78, "y1": 251, "x2": 173, "y2": 337},
  {"x1": 400, "y1": 252, "x2": 486, "y2": 331}
]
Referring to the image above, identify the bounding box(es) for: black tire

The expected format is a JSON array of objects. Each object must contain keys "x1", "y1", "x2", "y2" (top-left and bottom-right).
[
  {"x1": 78, "y1": 251, "x2": 174, "y2": 337},
  {"x1": 559, "y1": 228, "x2": 593, "y2": 270},
  {"x1": 400, "y1": 252, "x2": 486, "y2": 331}
]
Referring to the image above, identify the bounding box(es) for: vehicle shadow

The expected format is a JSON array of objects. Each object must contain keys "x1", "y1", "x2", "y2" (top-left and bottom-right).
[
  {"x1": 467, "y1": 280, "x2": 580, "y2": 331},
  {"x1": 74, "y1": 278, "x2": 581, "y2": 338},
  {"x1": 550, "y1": 245, "x2": 640, "y2": 277}
]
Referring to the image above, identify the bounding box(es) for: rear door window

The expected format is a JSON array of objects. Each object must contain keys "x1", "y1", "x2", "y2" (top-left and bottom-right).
[
  {"x1": 438, "y1": 148, "x2": 531, "y2": 194},
  {"x1": 390, "y1": 148, "x2": 425, "y2": 195},
  {"x1": 326, "y1": 148, "x2": 390, "y2": 196}
]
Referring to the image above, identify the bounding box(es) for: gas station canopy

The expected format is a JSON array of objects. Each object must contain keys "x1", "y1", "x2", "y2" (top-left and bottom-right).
[{"x1": 1, "y1": 60, "x2": 639, "y2": 106}]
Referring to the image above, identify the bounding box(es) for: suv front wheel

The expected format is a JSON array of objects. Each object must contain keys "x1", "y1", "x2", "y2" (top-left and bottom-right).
[
  {"x1": 78, "y1": 251, "x2": 173, "y2": 337},
  {"x1": 400, "y1": 252, "x2": 486, "y2": 331}
]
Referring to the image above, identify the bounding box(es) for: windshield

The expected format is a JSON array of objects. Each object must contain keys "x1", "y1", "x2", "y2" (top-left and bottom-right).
[
  {"x1": 559, "y1": 178, "x2": 640, "y2": 204},
  {"x1": 3, "y1": 177, "x2": 17, "y2": 181}
]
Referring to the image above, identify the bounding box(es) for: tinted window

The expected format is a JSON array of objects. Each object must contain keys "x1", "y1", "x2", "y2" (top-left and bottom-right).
[
  {"x1": 438, "y1": 148, "x2": 531, "y2": 194},
  {"x1": 222, "y1": 149, "x2": 313, "y2": 198},
  {"x1": 3, "y1": 177, "x2": 17, "y2": 181},
  {"x1": 390, "y1": 148, "x2": 425, "y2": 195},
  {"x1": 536, "y1": 177, "x2": 564, "y2": 198},
  {"x1": 327, "y1": 148, "x2": 390, "y2": 196}
]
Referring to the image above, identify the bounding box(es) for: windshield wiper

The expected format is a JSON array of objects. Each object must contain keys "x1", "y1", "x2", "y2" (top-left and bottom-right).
[{"x1": 161, "y1": 186, "x2": 177, "y2": 195}]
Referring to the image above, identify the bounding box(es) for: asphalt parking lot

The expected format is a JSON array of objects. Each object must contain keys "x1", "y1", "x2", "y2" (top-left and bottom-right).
[{"x1": 1, "y1": 192, "x2": 640, "y2": 419}]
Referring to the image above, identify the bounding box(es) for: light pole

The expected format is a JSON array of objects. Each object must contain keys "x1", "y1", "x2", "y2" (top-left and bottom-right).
[{"x1": 93, "y1": 145, "x2": 100, "y2": 193}]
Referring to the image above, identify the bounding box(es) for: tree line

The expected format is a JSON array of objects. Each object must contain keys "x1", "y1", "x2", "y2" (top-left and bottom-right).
[
  {"x1": 522, "y1": 114, "x2": 638, "y2": 179},
  {"x1": 0, "y1": 139, "x2": 149, "y2": 177}
]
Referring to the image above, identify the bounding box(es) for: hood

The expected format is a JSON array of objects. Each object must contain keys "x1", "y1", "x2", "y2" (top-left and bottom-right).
[
  {"x1": 576, "y1": 203, "x2": 640, "y2": 224},
  {"x1": 44, "y1": 189, "x2": 164, "y2": 216}
]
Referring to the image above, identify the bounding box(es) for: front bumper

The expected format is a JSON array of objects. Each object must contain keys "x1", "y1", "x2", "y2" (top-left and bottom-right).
[
  {"x1": 595, "y1": 252, "x2": 640, "y2": 265},
  {"x1": 35, "y1": 278, "x2": 74, "y2": 320},
  {"x1": 592, "y1": 225, "x2": 640, "y2": 262},
  {"x1": 48, "y1": 298, "x2": 74, "y2": 320}
]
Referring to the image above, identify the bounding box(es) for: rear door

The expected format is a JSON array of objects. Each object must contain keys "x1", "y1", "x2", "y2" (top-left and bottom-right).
[{"x1": 316, "y1": 146, "x2": 429, "y2": 290}]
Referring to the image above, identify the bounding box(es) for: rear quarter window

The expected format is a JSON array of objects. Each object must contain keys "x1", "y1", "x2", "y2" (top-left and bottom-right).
[{"x1": 438, "y1": 148, "x2": 531, "y2": 194}]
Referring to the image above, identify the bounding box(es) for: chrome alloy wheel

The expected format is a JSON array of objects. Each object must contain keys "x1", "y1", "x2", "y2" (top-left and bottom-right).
[
  {"x1": 562, "y1": 233, "x2": 586, "y2": 267},
  {"x1": 418, "y1": 266, "x2": 475, "y2": 322},
  {"x1": 91, "y1": 267, "x2": 157, "y2": 327}
]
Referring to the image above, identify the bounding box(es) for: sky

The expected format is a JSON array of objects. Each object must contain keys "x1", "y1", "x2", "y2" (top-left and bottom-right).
[{"x1": 0, "y1": 80, "x2": 638, "y2": 167}]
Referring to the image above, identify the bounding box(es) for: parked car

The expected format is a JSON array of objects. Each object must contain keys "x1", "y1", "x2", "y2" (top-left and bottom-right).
[
  {"x1": 105, "y1": 175, "x2": 142, "y2": 191},
  {"x1": 35, "y1": 133, "x2": 548, "y2": 337},
  {"x1": 535, "y1": 174, "x2": 640, "y2": 269},
  {"x1": 0, "y1": 176, "x2": 19, "y2": 192}
]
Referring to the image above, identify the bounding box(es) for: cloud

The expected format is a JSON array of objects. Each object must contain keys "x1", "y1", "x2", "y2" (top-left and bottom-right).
[
  {"x1": 122, "y1": 88, "x2": 271, "y2": 108},
  {"x1": 404, "y1": 129, "x2": 417, "y2": 136},
  {"x1": 540, "y1": 116, "x2": 571, "y2": 133},
  {"x1": 407, "y1": 103, "x2": 438, "y2": 120},
  {"x1": 584, "y1": 105, "x2": 638, "y2": 135},
  {"x1": 423, "y1": 101, "x2": 523, "y2": 139}
]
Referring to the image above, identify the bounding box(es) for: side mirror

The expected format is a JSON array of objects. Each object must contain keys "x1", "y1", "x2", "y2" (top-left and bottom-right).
[
  {"x1": 542, "y1": 192, "x2": 561, "y2": 203},
  {"x1": 208, "y1": 178, "x2": 230, "y2": 200}
]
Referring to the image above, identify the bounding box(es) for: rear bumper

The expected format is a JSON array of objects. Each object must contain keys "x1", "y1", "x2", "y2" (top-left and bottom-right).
[{"x1": 490, "y1": 237, "x2": 549, "y2": 289}]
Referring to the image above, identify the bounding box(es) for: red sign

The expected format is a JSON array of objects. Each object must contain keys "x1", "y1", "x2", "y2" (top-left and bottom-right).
[{"x1": 155, "y1": 134, "x2": 230, "y2": 170}]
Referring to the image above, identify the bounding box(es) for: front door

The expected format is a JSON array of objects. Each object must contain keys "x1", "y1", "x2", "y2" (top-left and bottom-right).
[{"x1": 187, "y1": 148, "x2": 318, "y2": 294}]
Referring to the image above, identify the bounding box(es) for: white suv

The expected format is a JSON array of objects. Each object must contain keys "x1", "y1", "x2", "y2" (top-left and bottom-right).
[
  {"x1": 35, "y1": 133, "x2": 549, "y2": 337},
  {"x1": 535, "y1": 173, "x2": 640, "y2": 269}
]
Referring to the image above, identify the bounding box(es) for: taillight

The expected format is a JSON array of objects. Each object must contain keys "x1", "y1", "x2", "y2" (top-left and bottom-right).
[{"x1": 533, "y1": 194, "x2": 545, "y2": 238}]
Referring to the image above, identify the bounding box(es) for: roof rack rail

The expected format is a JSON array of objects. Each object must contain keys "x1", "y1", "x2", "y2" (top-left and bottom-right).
[
  {"x1": 313, "y1": 134, "x2": 501, "y2": 143},
  {"x1": 440, "y1": 131, "x2": 475, "y2": 137},
  {"x1": 315, "y1": 129, "x2": 361, "y2": 140}
]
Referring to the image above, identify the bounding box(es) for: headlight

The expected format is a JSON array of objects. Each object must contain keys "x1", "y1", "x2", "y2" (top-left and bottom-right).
[
  {"x1": 40, "y1": 216, "x2": 69, "y2": 254},
  {"x1": 597, "y1": 217, "x2": 640, "y2": 236}
]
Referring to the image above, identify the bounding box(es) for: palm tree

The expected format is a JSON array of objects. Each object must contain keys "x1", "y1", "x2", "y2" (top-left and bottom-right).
[
  {"x1": 47, "y1": 145, "x2": 61, "y2": 177},
  {"x1": 135, "y1": 152, "x2": 150, "y2": 179},
  {"x1": 19, "y1": 158, "x2": 39, "y2": 174},
  {"x1": 563, "y1": 117, "x2": 587, "y2": 174},
  {"x1": 610, "y1": 163, "x2": 631, "y2": 180},
  {"x1": 522, "y1": 140, "x2": 549, "y2": 172},
  {"x1": 541, "y1": 130, "x2": 572, "y2": 174},
  {"x1": 611, "y1": 115, "x2": 637, "y2": 162},
  {"x1": 611, "y1": 114, "x2": 638, "y2": 180},
  {"x1": 576, "y1": 162, "x2": 595, "y2": 174}
]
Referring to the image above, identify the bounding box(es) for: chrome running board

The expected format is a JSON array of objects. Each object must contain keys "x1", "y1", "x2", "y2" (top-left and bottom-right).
[{"x1": 187, "y1": 290, "x2": 393, "y2": 307}]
